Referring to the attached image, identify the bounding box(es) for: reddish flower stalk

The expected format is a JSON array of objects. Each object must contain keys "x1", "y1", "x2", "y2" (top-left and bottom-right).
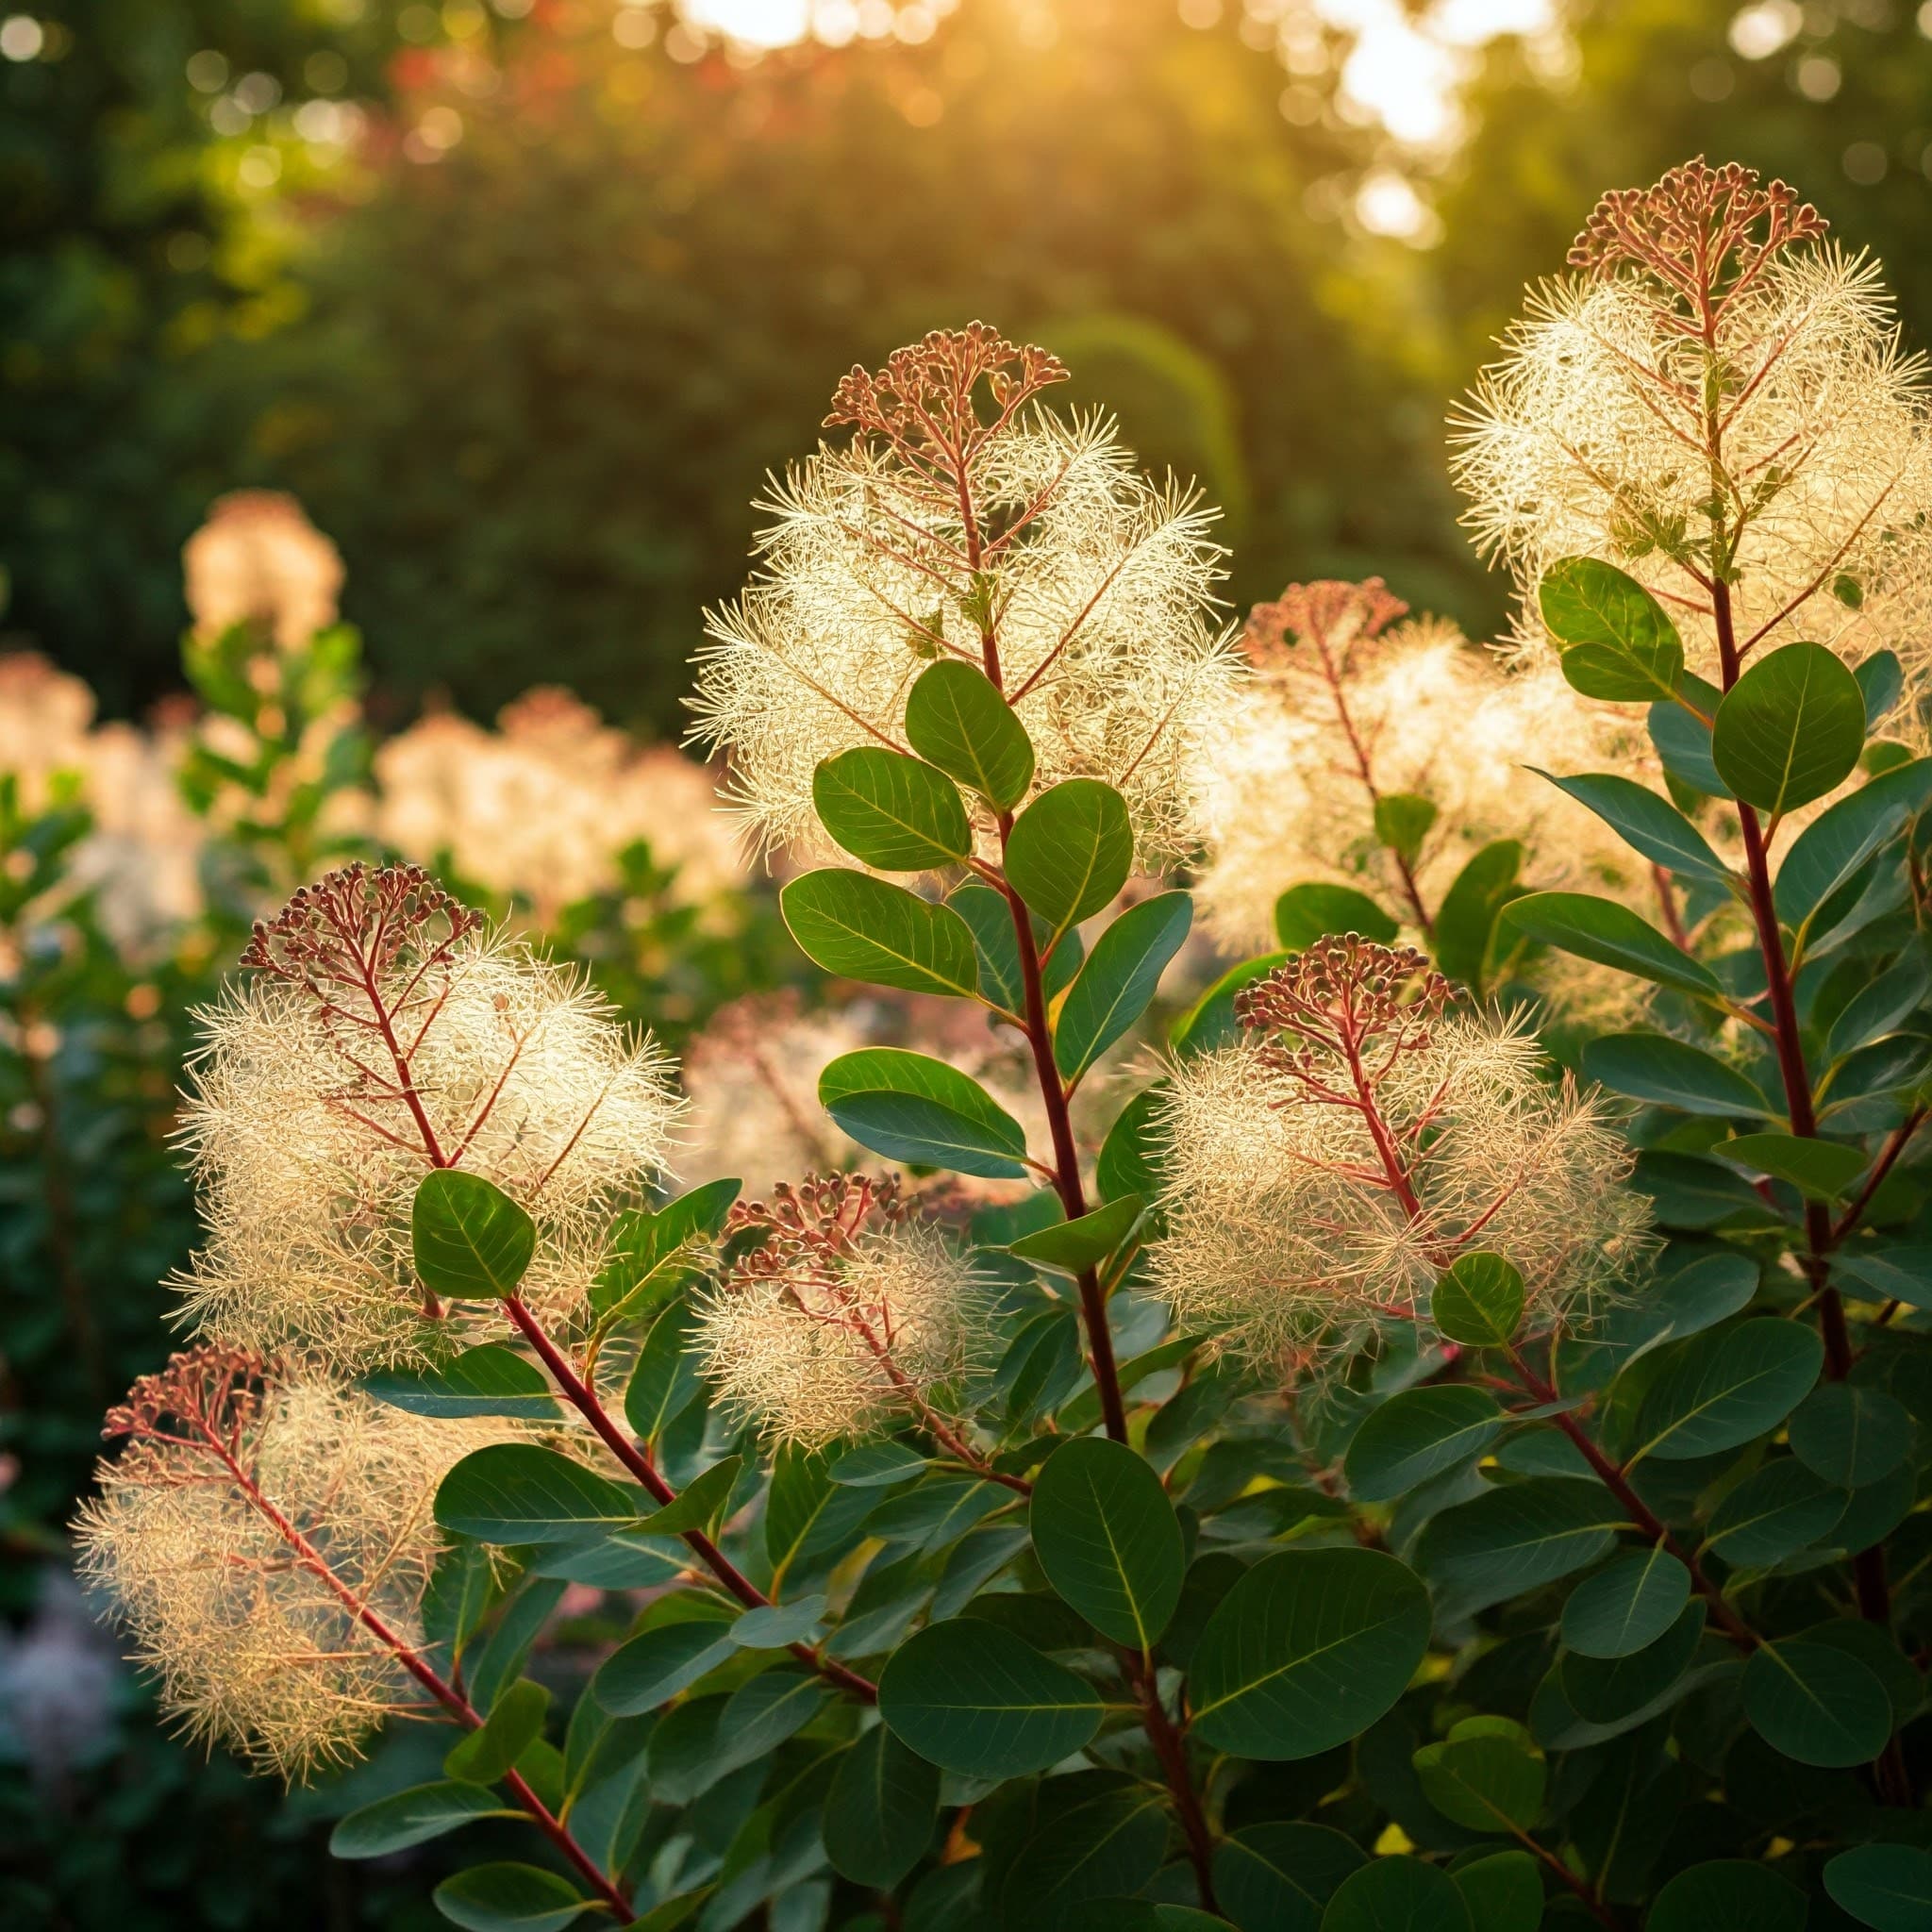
[
  {"x1": 1241, "y1": 578, "x2": 1436, "y2": 933},
  {"x1": 239, "y1": 876, "x2": 877, "y2": 1705},
  {"x1": 720, "y1": 1178, "x2": 1029, "y2": 1493},
  {"x1": 102, "y1": 1351, "x2": 634, "y2": 1917},
  {"x1": 1236, "y1": 945, "x2": 1760, "y2": 1657}
]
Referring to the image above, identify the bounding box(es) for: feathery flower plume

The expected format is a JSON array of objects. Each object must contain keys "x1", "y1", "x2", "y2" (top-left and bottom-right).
[
  {"x1": 183, "y1": 491, "x2": 345, "y2": 651},
  {"x1": 691, "y1": 1174, "x2": 987, "y2": 1449},
  {"x1": 375, "y1": 689, "x2": 747, "y2": 923},
  {"x1": 75, "y1": 1348, "x2": 501, "y2": 1780},
  {"x1": 1453, "y1": 158, "x2": 1932, "y2": 685},
  {"x1": 172, "y1": 862, "x2": 678, "y2": 1366},
  {"x1": 1148, "y1": 938, "x2": 1649, "y2": 1372},
  {"x1": 690, "y1": 323, "x2": 1244, "y2": 868},
  {"x1": 1193, "y1": 583, "x2": 1655, "y2": 952}
]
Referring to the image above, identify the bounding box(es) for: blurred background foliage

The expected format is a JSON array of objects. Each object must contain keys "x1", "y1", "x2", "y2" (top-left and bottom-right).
[
  {"x1": 11, "y1": 0, "x2": 1932, "y2": 730},
  {"x1": 8, "y1": 0, "x2": 1932, "y2": 1923}
]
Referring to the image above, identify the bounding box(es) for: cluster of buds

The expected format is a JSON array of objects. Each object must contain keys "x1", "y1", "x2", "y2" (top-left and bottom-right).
[{"x1": 1235, "y1": 936, "x2": 1452, "y2": 1086}]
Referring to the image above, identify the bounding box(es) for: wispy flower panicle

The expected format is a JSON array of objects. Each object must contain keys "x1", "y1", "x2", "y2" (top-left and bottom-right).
[
  {"x1": 1149, "y1": 939, "x2": 1650, "y2": 1372},
  {"x1": 1194, "y1": 585, "x2": 1656, "y2": 953},
  {"x1": 173, "y1": 862, "x2": 678, "y2": 1366},
  {"x1": 692, "y1": 1174, "x2": 987, "y2": 1448},
  {"x1": 690, "y1": 324, "x2": 1245, "y2": 868},
  {"x1": 1453, "y1": 158, "x2": 1932, "y2": 685},
  {"x1": 75, "y1": 1347, "x2": 501, "y2": 1780}
]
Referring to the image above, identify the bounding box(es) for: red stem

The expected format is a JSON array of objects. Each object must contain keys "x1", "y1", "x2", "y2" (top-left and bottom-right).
[
  {"x1": 999, "y1": 855, "x2": 1129, "y2": 1443},
  {"x1": 1712, "y1": 580, "x2": 1907, "y2": 1800},
  {"x1": 341, "y1": 945, "x2": 877, "y2": 1704},
  {"x1": 1128, "y1": 1654, "x2": 1219, "y2": 1912},
  {"x1": 207, "y1": 1434, "x2": 632, "y2": 1917},
  {"x1": 1507, "y1": 1348, "x2": 1758, "y2": 1652},
  {"x1": 506, "y1": 1296, "x2": 879, "y2": 1704}
]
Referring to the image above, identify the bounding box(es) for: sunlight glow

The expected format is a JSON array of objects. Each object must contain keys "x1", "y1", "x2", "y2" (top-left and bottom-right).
[
  {"x1": 1307, "y1": 0, "x2": 1557, "y2": 150},
  {"x1": 680, "y1": 0, "x2": 811, "y2": 43}
]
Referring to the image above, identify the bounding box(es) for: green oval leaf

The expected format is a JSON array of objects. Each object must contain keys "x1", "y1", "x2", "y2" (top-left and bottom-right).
[
  {"x1": 1412, "y1": 1714, "x2": 1545, "y2": 1833},
  {"x1": 823, "y1": 1723, "x2": 940, "y2": 1890},
  {"x1": 365, "y1": 1344, "x2": 559, "y2": 1421},
  {"x1": 331, "y1": 1781, "x2": 506, "y2": 1858},
  {"x1": 1650, "y1": 681, "x2": 1728, "y2": 798},
  {"x1": 812, "y1": 746, "x2": 972, "y2": 871},
  {"x1": 1648, "y1": 1861, "x2": 1807, "y2": 1932},
  {"x1": 1582, "y1": 1032, "x2": 1771, "y2": 1118},
  {"x1": 1561, "y1": 1598, "x2": 1705, "y2": 1722},
  {"x1": 1030, "y1": 1437, "x2": 1185, "y2": 1650},
  {"x1": 1056, "y1": 891, "x2": 1193, "y2": 1083},
  {"x1": 1501, "y1": 891, "x2": 1722, "y2": 1000},
  {"x1": 431, "y1": 1864, "x2": 587, "y2": 1932},
  {"x1": 1274, "y1": 882, "x2": 1399, "y2": 950},
  {"x1": 1433, "y1": 839, "x2": 1524, "y2": 990},
  {"x1": 1006, "y1": 778, "x2": 1134, "y2": 939},
  {"x1": 1534, "y1": 770, "x2": 1732, "y2": 889},
  {"x1": 1711, "y1": 641, "x2": 1867, "y2": 816},
  {"x1": 946, "y1": 878, "x2": 1080, "y2": 1015},
  {"x1": 624, "y1": 1301, "x2": 702, "y2": 1445},
  {"x1": 1831, "y1": 1244, "x2": 1932, "y2": 1310},
  {"x1": 877, "y1": 1618, "x2": 1104, "y2": 1776},
  {"x1": 998, "y1": 1777, "x2": 1171, "y2": 1924},
  {"x1": 413, "y1": 1171, "x2": 537, "y2": 1302},
  {"x1": 1561, "y1": 1546, "x2": 1690, "y2": 1657},
  {"x1": 632, "y1": 1455, "x2": 741, "y2": 1537},
  {"x1": 1430, "y1": 1252, "x2": 1524, "y2": 1348},
  {"x1": 436, "y1": 1443, "x2": 641, "y2": 1546},
  {"x1": 1788, "y1": 1382, "x2": 1914, "y2": 1489},
  {"x1": 713, "y1": 1666, "x2": 831, "y2": 1770},
  {"x1": 1742, "y1": 1637, "x2": 1893, "y2": 1767},
  {"x1": 820, "y1": 1046, "x2": 1030, "y2": 1178},
  {"x1": 1097, "y1": 1086, "x2": 1170, "y2": 1220},
  {"x1": 829, "y1": 1440, "x2": 930, "y2": 1487},
  {"x1": 1628, "y1": 1318, "x2": 1823, "y2": 1463},
  {"x1": 1825, "y1": 1843, "x2": 1932, "y2": 1931},
  {"x1": 1189, "y1": 1547, "x2": 1430, "y2": 1759},
  {"x1": 1858, "y1": 648, "x2": 1905, "y2": 725},
  {"x1": 1213, "y1": 1823, "x2": 1365, "y2": 1932},
  {"x1": 1417, "y1": 1478, "x2": 1624, "y2": 1615},
  {"x1": 1704, "y1": 1457, "x2": 1846, "y2": 1566},
  {"x1": 1450, "y1": 1851, "x2": 1541, "y2": 1932},
  {"x1": 904, "y1": 659, "x2": 1036, "y2": 809},
  {"x1": 779, "y1": 869, "x2": 982, "y2": 999},
  {"x1": 1008, "y1": 1195, "x2": 1144, "y2": 1275},
  {"x1": 1372, "y1": 791, "x2": 1438, "y2": 866},
  {"x1": 1319, "y1": 1856, "x2": 1474, "y2": 1932},
  {"x1": 1774, "y1": 757, "x2": 1932, "y2": 928},
  {"x1": 591, "y1": 1179, "x2": 740, "y2": 1323},
  {"x1": 592, "y1": 1615, "x2": 736, "y2": 1716},
  {"x1": 1539, "y1": 557, "x2": 1685, "y2": 703},
  {"x1": 1716, "y1": 1131, "x2": 1870, "y2": 1202},
  {"x1": 1343, "y1": 1386, "x2": 1504, "y2": 1503},
  {"x1": 444, "y1": 1677, "x2": 550, "y2": 1784}
]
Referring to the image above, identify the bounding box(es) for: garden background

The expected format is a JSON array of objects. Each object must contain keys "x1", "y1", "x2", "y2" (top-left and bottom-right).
[{"x1": 8, "y1": 0, "x2": 1932, "y2": 1925}]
